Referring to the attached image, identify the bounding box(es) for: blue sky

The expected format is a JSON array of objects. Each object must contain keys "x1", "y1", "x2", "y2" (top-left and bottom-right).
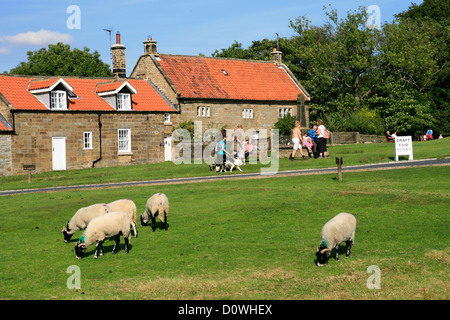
[{"x1": 0, "y1": 0, "x2": 420, "y2": 75}]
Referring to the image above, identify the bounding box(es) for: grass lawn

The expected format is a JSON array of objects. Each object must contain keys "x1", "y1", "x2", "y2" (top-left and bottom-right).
[
  {"x1": 0, "y1": 164, "x2": 448, "y2": 300},
  {"x1": 1, "y1": 137, "x2": 449, "y2": 191}
]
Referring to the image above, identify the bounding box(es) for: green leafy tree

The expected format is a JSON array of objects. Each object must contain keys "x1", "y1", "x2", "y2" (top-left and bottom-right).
[
  {"x1": 394, "y1": 0, "x2": 450, "y2": 135},
  {"x1": 10, "y1": 43, "x2": 113, "y2": 77},
  {"x1": 288, "y1": 6, "x2": 382, "y2": 116}
]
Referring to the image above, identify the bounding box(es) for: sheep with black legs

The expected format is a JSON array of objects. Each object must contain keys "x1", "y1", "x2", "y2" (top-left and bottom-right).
[
  {"x1": 75, "y1": 211, "x2": 131, "y2": 259},
  {"x1": 141, "y1": 193, "x2": 169, "y2": 232},
  {"x1": 61, "y1": 203, "x2": 111, "y2": 242},
  {"x1": 316, "y1": 212, "x2": 356, "y2": 266},
  {"x1": 107, "y1": 199, "x2": 138, "y2": 238}
]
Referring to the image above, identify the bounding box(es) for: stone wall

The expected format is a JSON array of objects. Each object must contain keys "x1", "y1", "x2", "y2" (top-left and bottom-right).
[
  {"x1": 0, "y1": 134, "x2": 11, "y2": 176},
  {"x1": 178, "y1": 100, "x2": 304, "y2": 135}
]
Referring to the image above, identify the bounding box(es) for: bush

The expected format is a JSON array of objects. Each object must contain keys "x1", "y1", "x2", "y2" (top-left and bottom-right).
[
  {"x1": 322, "y1": 109, "x2": 384, "y2": 135},
  {"x1": 274, "y1": 114, "x2": 296, "y2": 137}
]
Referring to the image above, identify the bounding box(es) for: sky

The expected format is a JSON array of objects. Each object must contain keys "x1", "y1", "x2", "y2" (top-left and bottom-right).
[{"x1": 0, "y1": 0, "x2": 421, "y2": 76}]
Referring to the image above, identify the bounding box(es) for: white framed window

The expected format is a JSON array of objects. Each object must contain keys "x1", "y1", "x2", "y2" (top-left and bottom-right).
[
  {"x1": 83, "y1": 132, "x2": 92, "y2": 150},
  {"x1": 51, "y1": 91, "x2": 67, "y2": 109},
  {"x1": 118, "y1": 129, "x2": 131, "y2": 153},
  {"x1": 197, "y1": 106, "x2": 210, "y2": 117},
  {"x1": 279, "y1": 108, "x2": 292, "y2": 118},
  {"x1": 164, "y1": 113, "x2": 171, "y2": 123},
  {"x1": 242, "y1": 108, "x2": 253, "y2": 119},
  {"x1": 117, "y1": 93, "x2": 131, "y2": 110}
]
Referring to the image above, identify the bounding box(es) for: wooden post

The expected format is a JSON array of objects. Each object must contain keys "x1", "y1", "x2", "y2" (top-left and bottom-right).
[{"x1": 336, "y1": 157, "x2": 343, "y2": 181}]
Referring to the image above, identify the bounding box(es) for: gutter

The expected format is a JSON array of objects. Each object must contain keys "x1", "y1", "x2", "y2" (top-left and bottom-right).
[{"x1": 92, "y1": 113, "x2": 102, "y2": 167}]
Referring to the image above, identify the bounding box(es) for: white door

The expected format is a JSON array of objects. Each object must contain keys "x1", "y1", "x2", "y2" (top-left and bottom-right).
[
  {"x1": 52, "y1": 137, "x2": 66, "y2": 170},
  {"x1": 164, "y1": 137, "x2": 172, "y2": 161}
]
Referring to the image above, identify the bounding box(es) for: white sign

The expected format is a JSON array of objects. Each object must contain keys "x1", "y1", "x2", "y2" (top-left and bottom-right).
[{"x1": 395, "y1": 136, "x2": 413, "y2": 161}]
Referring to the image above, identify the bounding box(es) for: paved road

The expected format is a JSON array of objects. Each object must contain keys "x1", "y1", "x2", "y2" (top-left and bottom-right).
[{"x1": 1, "y1": 158, "x2": 449, "y2": 196}]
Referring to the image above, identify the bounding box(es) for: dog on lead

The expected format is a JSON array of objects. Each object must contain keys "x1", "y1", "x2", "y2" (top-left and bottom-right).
[{"x1": 209, "y1": 157, "x2": 244, "y2": 172}]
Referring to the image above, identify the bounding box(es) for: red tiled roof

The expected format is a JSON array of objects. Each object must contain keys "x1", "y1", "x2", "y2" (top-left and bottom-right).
[
  {"x1": 95, "y1": 81, "x2": 125, "y2": 93},
  {"x1": 127, "y1": 79, "x2": 175, "y2": 112},
  {"x1": 158, "y1": 55, "x2": 309, "y2": 101},
  {"x1": 28, "y1": 78, "x2": 59, "y2": 91},
  {"x1": 0, "y1": 75, "x2": 175, "y2": 112},
  {"x1": 0, "y1": 76, "x2": 46, "y2": 110}
]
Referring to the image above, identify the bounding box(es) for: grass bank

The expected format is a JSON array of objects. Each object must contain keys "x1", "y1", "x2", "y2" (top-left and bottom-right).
[{"x1": 1, "y1": 138, "x2": 449, "y2": 191}]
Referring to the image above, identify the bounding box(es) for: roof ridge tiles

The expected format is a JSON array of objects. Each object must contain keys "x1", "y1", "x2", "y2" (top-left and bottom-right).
[{"x1": 158, "y1": 53, "x2": 274, "y2": 64}]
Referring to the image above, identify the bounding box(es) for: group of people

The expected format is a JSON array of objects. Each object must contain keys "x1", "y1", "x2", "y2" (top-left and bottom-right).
[
  {"x1": 211, "y1": 124, "x2": 254, "y2": 171},
  {"x1": 388, "y1": 128, "x2": 443, "y2": 142},
  {"x1": 422, "y1": 129, "x2": 443, "y2": 141},
  {"x1": 290, "y1": 119, "x2": 329, "y2": 161}
]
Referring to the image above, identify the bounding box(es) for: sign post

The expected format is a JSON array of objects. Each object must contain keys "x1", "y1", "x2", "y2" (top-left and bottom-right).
[
  {"x1": 23, "y1": 164, "x2": 36, "y2": 183},
  {"x1": 395, "y1": 136, "x2": 413, "y2": 161}
]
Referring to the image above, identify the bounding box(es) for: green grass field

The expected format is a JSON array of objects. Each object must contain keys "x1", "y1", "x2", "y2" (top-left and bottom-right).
[
  {"x1": 1, "y1": 138, "x2": 449, "y2": 191},
  {"x1": 1, "y1": 160, "x2": 449, "y2": 299}
]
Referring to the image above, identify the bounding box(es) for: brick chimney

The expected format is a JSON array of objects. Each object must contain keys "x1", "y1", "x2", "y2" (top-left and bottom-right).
[
  {"x1": 111, "y1": 31, "x2": 126, "y2": 78},
  {"x1": 143, "y1": 36, "x2": 158, "y2": 56}
]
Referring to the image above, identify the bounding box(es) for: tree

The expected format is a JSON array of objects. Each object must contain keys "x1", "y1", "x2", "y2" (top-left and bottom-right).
[
  {"x1": 288, "y1": 6, "x2": 382, "y2": 114},
  {"x1": 10, "y1": 43, "x2": 113, "y2": 77},
  {"x1": 394, "y1": 0, "x2": 450, "y2": 135}
]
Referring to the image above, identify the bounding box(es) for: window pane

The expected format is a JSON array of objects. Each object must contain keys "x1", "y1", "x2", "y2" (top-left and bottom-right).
[
  {"x1": 117, "y1": 93, "x2": 131, "y2": 110},
  {"x1": 118, "y1": 129, "x2": 130, "y2": 152}
]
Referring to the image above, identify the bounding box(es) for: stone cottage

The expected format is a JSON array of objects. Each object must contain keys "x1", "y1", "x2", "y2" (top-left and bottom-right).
[
  {"x1": 130, "y1": 37, "x2": 311, "y2": 139},
  {"x1": 0, "y1": 74, "x2": 178, "y2": 176}
]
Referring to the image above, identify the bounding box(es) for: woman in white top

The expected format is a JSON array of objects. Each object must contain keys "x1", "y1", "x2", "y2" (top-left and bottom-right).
[{"x1": 316, "y1": 119, "x2": 327, "y2": 158}]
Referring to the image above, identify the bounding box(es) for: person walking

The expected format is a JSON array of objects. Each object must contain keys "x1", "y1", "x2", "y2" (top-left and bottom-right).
[
  {"x1": 290, "y1": 121, "x2": 307, "y2": 161},
  {"x1": 215, "y1": 132, "x2": 230, "y2": 171}
]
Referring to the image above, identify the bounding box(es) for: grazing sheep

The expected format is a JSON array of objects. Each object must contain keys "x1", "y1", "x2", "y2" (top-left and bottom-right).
[
  {"x1": 61, "y1": 204, "x2": 111, "y2": 242},
  {"x1": 75, "y1": 211, "x2": 131, "y2": 259},
  {"x1": 107, "y1": 199, "x2": 138, "y2": 238},
  {"x1": 316, "y1": 212, "x2": 356, "y2": 266},
  {"x1": 141, "y1": 193, "x2": 169, "y2": 232}
]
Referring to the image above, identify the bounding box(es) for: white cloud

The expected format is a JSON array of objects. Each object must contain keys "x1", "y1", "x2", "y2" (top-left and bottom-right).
[
  {"x1": 0, "y1": 29, "x2": 73, "y2": 47},
  {"x1": 0, "y1": 47, "x2": 11, "y2": 55}
]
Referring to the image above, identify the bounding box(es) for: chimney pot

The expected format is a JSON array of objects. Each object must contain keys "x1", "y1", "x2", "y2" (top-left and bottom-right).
[{"x1": 116, "y1": 32, "x2": 121, "y2": 44}]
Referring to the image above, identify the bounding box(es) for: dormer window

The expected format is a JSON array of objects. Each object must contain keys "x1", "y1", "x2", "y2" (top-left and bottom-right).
[
  {"x1": 28, "y1": 78, "x2": 73, "y2": 110},
  {"x1": 96, "y1": 81, "x2": 137, "y2": 111},
  {"x1": 117, "y1": 93, "x2": 131, "y2": 110},
  {"x1": 51, "y1": 90, "x2": 67, "y2": 109}
]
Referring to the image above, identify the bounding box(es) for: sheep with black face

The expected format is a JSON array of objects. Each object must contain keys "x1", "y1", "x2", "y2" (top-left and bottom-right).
[
  {"x1": 316, "y1": 212, "x2": 356, "y2": 266},
  {"x1": 75, "y1": 211, "x2": 131, "y2": 259}
]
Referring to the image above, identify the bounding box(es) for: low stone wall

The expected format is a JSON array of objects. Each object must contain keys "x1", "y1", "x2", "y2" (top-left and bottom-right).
[{"x1": 330, "y1": 132, "x2": 386, "y2": 144}]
